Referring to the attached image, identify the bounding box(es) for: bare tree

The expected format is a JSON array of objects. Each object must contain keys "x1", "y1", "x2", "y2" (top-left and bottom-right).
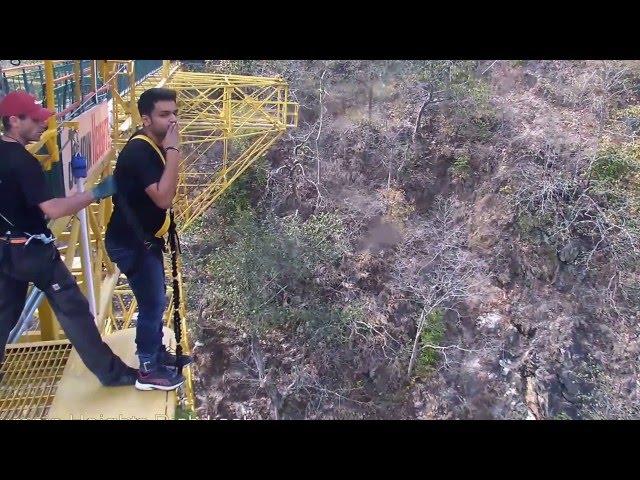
[
  {"x1": 261, "y1": 69, "x2": 328, "y2": 214},
  {"x1": 393, "y1": 197, "x2": 486, "y2": 377}
]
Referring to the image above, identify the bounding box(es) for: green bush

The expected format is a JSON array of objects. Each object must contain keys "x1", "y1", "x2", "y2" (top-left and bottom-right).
[
  {"x1": 452, "y1": 154, "x2": 471, "y2": 179},
  {"x1": 206, "y1": 211, "x2": 348, "y2": 337},
  {"x1": 174, "y1": 404, "x2": 197, "y2": 420},
  {"x1": 215, "y1": 157, "x2": 267, "y2": 219},
  {"x1": 415, "y1": 310, "x2": 445, "y2": 377},
  {"x1": 591, "y1": 142, "x2": 640, "y2": 184}
]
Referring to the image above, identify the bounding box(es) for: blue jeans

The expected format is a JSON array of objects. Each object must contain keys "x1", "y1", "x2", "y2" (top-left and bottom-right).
[{"x1": 105, "y1": 237, "x2": 166, "y2": 362}]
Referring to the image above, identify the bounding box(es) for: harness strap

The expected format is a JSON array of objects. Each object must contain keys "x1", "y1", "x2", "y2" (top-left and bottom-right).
[{"x1": 131, "y1": 135, "x2": 171, "y2": 238}]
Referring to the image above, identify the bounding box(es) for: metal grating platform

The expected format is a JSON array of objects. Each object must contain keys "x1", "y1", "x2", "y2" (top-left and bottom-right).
[{"x1": 0, "y1": 340, "x2": 72, "y2": 419}]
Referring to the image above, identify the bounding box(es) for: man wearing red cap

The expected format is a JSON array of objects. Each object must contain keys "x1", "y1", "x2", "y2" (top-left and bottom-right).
[{"x1": 0, "y1": 91, "x2": 138, "y2": 386}]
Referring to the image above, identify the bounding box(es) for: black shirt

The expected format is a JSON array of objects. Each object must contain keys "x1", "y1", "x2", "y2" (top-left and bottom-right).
[
  {"x1": 0, "y1": 139, "x2": 54, "y2": 236},
  {"x1": 106, "y1": 131, "x2": 167, "y2": 247}
]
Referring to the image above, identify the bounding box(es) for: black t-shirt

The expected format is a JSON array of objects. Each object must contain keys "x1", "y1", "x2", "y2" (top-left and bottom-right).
[
  {"x1": 0, "y1": 139, "x2": 54, "y2": 236},
  {"x1": 106, "y1": 131, "x2": 167, "y2": 246}
]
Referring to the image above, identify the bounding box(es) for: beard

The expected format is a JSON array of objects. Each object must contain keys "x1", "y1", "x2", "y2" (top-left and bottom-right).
[{"x1": 148, "y1": 121, "x2": 168, "y2": 140}]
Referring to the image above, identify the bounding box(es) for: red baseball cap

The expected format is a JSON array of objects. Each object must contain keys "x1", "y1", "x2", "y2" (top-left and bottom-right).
[{"x1": 0, "y1": 90, "x2": 54, "y2": 122}]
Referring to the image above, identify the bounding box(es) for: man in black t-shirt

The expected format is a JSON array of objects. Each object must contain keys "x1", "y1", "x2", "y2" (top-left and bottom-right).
[
  {"x1": 106, "y1": 88, "x2": 190, "y2": 391},
  {"x1": 0, "y1": 90, "x2": 137, "y2": 386}
]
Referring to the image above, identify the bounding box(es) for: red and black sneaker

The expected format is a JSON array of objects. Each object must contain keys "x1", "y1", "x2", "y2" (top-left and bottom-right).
[{"x1": 135, "y1": 364, "x2": 185, "y2": 391}]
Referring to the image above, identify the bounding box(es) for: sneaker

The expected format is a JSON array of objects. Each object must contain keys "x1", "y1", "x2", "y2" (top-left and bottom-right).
[
  {"x1": 158, "y1": 346, "x2": 193, "y2": 368},
  {"x1": 102, "y1": 366, "x2": 138, "y2": 387},
  {"x1": 135, "y1": 364, "x2": 185, "y2": 391}
]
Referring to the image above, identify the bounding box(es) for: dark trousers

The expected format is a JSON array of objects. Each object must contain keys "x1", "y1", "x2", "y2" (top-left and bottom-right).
[{"x1": 0, "y1": 240, "x2": 132, "y2": 385}]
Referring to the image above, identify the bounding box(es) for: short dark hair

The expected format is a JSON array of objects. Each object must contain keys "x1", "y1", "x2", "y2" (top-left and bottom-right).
[
  {"x1": 137, "y1": 88, "x2": 177, "y2": 117},
  {"x1": 1, "y1": 114, "x2": 26, "y2": 132}
]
